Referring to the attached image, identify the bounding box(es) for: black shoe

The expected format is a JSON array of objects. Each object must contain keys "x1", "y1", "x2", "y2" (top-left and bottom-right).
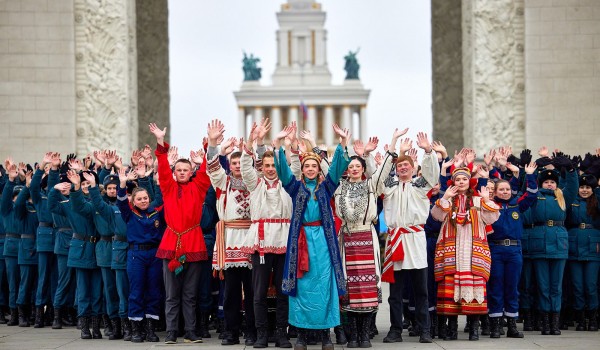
[
  {"x1": 294, "y1": 328, "x2": 307, "y2": 350},
  {"x1": 7, "y1": 308, "x2": 18, "y2": 326},
  {"x1": 507, "y1": 318, "x2": 524, "y2": 338},
  {"x1": 523, "y1": 309, "x2": 533, "y2": 331},
  {"x1": 34, "y1": 306, "x2": 44, "y2": 328},
  {"x1": 145, "y1": 318, "x2": 159, "y2": 342},
  {"x1": 347, "y1": 315, "x2": 359, "y2": 348},
  {"x1": 437, "y1": 315, "x2": 447, "y2": 340},
  {"x1": 575, "y1": 310, "x2": 586, "y2": 331},
  {"x1": 18, "y1": 305, "x2": 30, "y2": 327},
  {"x1": 334, "y1": 325, "x2": 347, "y2": 345},
  {"x1": 131, "y1": 321, "x2": 144, "y2": 343},
  {"x1": 550, "y1": 312, "x2": 561, "y2": 335},
  {"x1": 445, "y1": 316, "x2": 458, "y2": 340},
  {"x1": 275, "y1": 327, "x2": 292, "y2": 348},
  {"x1": 468, "y1": 316, "x2": 480, "y2": 341},
  {"x1": 80, "y1": 317, "x2": 92, "y2": 339},
  {"x1": 91, "y1": 316, "x2": 103, "y2": 339},
  {"x1": 0, "y1": 309, "x2": 7, "y2": 324},
  {"x1": 52, "y1": 307, "x2": 63, "y2": 329},
  {"x1": 184, "y1": 330, "x2": 203, "y2": 343},
  {"x1": 490, "y1": 317, "x2": 501, "y2": 338},
  {"x1": 588, "y1": 310, "x2": 598, "y2": 332},
  {"x1": 199, "y1": 312, "x2": 211, "y2": 338},
  {"x1": 102, "y1": 314, "x2": 113, "y2": 336},
  {"x1": 222, "y1": 331, "x2": 241, "y2": 345},
  {"x1": 419, "y1": 331, "x2": 433, "y2": 343},
  {"x1": 541, "y1": 312, "x2": 551, "y2": 335},
  {"x1": 109, "y1": 318, "x2": 123, "y2": 340},
  {"x1": 254, "y1": 328, "x2": 269, "y2": 348},
  {"x1": 164, "y1": 330, "x2": 177, "y2": 344},
  {"x1": 382, "y1": 329, "x2": 403, "y2": 343},
  {"x1": 480, "y1": 315, "x2": 490, "y2": 336},
  {"x1": 321, "y1": 329, "x2": 334, "y2": 350},
  {"x1": 122, "y1": 318, "x2": 132, "y2": 341},
  {"x1": 245, "y1": 330, "x2": 257, "y2": 346},
  {"x1": 359, "y1": 314, "x2": 372, "y2": 348}
]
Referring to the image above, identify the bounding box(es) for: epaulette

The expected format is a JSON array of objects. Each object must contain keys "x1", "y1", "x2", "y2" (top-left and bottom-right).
[
  {"x1": 384, "y1": 176, "x2": 398, "y2": 188},
  {"x1": 412, "y1": 176, "x2": 428, "y2": 188}
]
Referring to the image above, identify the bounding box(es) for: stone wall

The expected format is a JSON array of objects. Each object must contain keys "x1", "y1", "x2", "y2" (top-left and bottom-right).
[
  {"x1": 0, "y1": 0, "x2": 76, "y2": 162},
  {"x1": 525, "y1": 0, "x2": 600, "y2": 156}
]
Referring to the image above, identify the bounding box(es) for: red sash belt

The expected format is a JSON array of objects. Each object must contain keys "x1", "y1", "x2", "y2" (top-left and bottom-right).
[
  {"x1": 381, "y1": 224, "x2": 424, "y2": 283},
  {"x1": 298, "y1": 220, "x2": 322, "y2": 278},
  {"x1": 214, "y1": 219, "x2": 252, "y2": 279},
  {"x1": 252, "y1": 218, "x2": 291, "y2": 264}
]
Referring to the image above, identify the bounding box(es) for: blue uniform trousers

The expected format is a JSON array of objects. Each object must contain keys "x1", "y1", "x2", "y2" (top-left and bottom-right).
[
  {"x1": 533, "y1": 259, "x2": 566, "y2": 313},
  {"x1": 426, "y1": 236, "x2": 437, "y2": 311},
  {"x1": 488, "y1": 245, "x2": 522, "y2": 317},
  {"x1": 53, "y1": 254, "x2": 74, "y2": 308},
  {"x1": 5, "y1": 256, "x2": 19, "y2": 308},
  {"x1": 115, "y1": 269, "x2": 129, "y2": 318},
  {"x1": 75, "y1": 268, "x2": 102, "y2": 317},
  {"x1": 127, "y1": 248, "x2": 161, "y2": 320},
  {"x1": 0, "y1": 259, "x2": 6, "y2": 306},
  {"x1": 100, "y1": 267, "x2": 119, "y2": 319},
  {"x1": 17, "y1": 264, "x2": 35, "y2": 305},
  {"x1": 197, "y1": 259, "x2": 213, "y2": 312},
  {"x1": 519, "y1": 258, "x2": 536, "y2": 310},
  {"x1": 35, "y1": 252, "x2": 55, "y2": 306},
  {"x1": 569, "y1": 260, "x2": 600, "y2": 311}
]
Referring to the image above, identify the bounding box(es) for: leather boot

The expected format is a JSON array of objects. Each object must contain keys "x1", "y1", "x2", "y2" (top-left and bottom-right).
[
  {"x1": 34, "y1": 306, "x2": 44, "y2": 328},
  {"x1": 131, "y1": 320, "x2": 144, "y2": 343},
  {"x1": 588, "y1": 309, "x2": 598, "y2": 331},
  {"x1": 275, "y1": 327, "x2": 292, "y2": 348},
  {"x1": 480, "y1": 315, "x2": 490, "y2": 335},
  {"x1": 18, "y1": 305, "x2": 30, "y2": 327},
  {"x1": 52, "y1": 307, "x2": 62, "y2": 329},
  {"x1": 429, "y1": 311, "x2": 437, "y2": 338},
  {"x1": 550, "y1": 312, "x2": 561, "y2": 335},
  {"x1": 0, "y1": 308, "x2": 7, "y2": 324},
  {"x1": 146, "y1": 318, "x2": 159, "y2": 342},
  {"x1": 7, "y1": 308, "x2": 18, "y2": 326},
  {"x1": 102, "y1": 314, "x2": 113, "y2": 336},
  {"x1": 507, "y1": 317, "x2": 524, "y2": 338},
  {"x1": 109, "y1": 318, "x2": 123, "y2": 340},
  {"x1": 541, "y1": 312, "x2": 551, "y2": 335},
  {"x1": 64, "y1": 307, "x2": 76, "y2": 327},
  {"x1": 44, "y1": 305, "x2": 53, "y2": 326},
  {"x1": 523, "y1": 309, "x2": 533, "y2": 331},
  {"x1": 575, "y1": 310, "x2": 586, "y2": 331},
  {"x1": 489, "y1": 317, "x2": 501, "y2": 338},
  {"x1": 347, "y1": 315, "x2": 359, "y2": 348},
  {"x1": 321, "y1": 329, "x2": 334, "y2": 350},
  {"x1": 334, "y1": 325, "x2": 347, "y2": 345},
  {"x1": 91, "y1": 315, "x2": 103, "y2": 339},
  {"x1": 468, "y1": 315, "x2": 480, "y2": 341},
  {"x1": 359, "y1": 314, "x2": 372, "y2": 348},
  {"x1": 199, "y1": 311, "x2": 211, "y2": 338},
  {"x1": 254, "y1": 328, "x2": 268, "y2": 348},
  {"x1": 221, "y1": 330, "x2": 240, "y2": 345},
  {"x1": 122, "y1": 318, "x2": 132, "y2": 341},
  {"x1": 80, "y1": 317, "x2": 92, "y2": 339},
  {"x1": 294, "y1": 328, "x2": 307, "y2": 350},
  {"x1": 445, "y1": 316, "x2": 458, "y2": 340}
]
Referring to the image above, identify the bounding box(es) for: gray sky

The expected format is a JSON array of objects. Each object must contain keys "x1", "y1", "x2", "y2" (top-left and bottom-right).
[{"x1": 168, "y1": 0, "x2": 431, "y2": 155}]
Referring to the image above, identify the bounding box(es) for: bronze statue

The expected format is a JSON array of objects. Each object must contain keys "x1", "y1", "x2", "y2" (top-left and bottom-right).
[
  {"x1": 344, "y1": 49, "x2": 360, "y2": 80},
  {"x1": 242, "y1": 52, "x2": 262, "y2": 81}
]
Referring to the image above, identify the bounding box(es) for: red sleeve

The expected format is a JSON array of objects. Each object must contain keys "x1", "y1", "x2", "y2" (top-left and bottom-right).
[
  {"x1": 156, "y1": 142, "x2": 175, "y2": 192},
  {"x1": 193, "y1": 155, "x2": 211, "y2": 193}
]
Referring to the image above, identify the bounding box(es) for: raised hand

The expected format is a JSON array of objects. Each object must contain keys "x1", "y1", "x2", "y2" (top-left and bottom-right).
[
  {"x1": 255, "y1": 117, "x2": 271, "y2": 143},
  {"x1": 275, "y1": 125, "x2": 294, "y2": 140},
  {"x1": 538, "y1": 146, "x2": 549, "y2": 158},
  {"x1": 93, "y1": 150, "x2": 106, "y2": 166},
  {"x1": 365, "y1": 136, "x2": 379, "y2": 154},
  {"x1": 483, "y1": 149, "x2": 495, "y2": 167},
  {"x1": 392, "y1": 127, "x2": 409, "y2": 140},
  {"x1": 105, "y1": 150, "x2": 117, "y2": 167},
  {"x1": 476, "y1": 164, "x2": 489, "y2": 179},
  {"x1": 465, "y1": 149, "x2": 476, "y2": 165},
  {"x1": 443, "y1": 185, "x2": 459, "y2": 200},
  {"x1": 407, "y1": 148, "x2": 418, "y2": 164},
  {"x1": 332, "y1": 123, "x2": 350, "y2": 147},
  {"x1": 524, "y1": 161, "x2": 537, "y2": 175},
  {"x1": 441, "y1": 157, "x2": 454, "y2": 172},
  {"x1": 479, "y1": 185, "x2": 490, "y2": 200},
  {"x1": 299, "y1": 130, "x2": 316, "y2": 148},
  {"x1": 69, "y1": 159, "x2": 82, "y2": 172},
  {"x1": 81, "y1": 171, "x2": 97, "y2": 187},
  {"x1": 431, "y1": 140, "x2": 447, "y2": 158},
  {"x1": 247, "y1": 122, "x2": 258, "y2": 146},
  {"x1": 66, "y1": 170, "x2": 80, "y2": 186},
  {"x1": 374, "y1": 152, "x2": 383, "y2": 167},
  {"x1": 25, "y1": 169, "x2": 33, "y2": 187},
  {"x1": 148, "y1": 123, "x2": 167, "y2": 145},
  {"x1": 506, "y1": 162, "x2": 520, "y2": 176},
  {"x1": 399, "y1": 138, "x2": 413, "y2": 154},
  {"x1": 130, "y1": 150, "x2": 141, "y2": 166},
  {"x1": 51, "y1": 152, "x2": 61, "y2": 170},
  {"x1": 54, "y1": 182, "x2": 71, "y2": 192},
  {"x1": 207, "y1": 119, "x2": 226, "y2": 147},
  {"x1": 134, "y1": 162, "x2": 146, "y2": 178},
  {"x1": 220, "y1": 137, "x2": 237, "y2": 156},
  {"x1": 41, "y1": 152, "x2": 53, "y2": 168},
  {"x1": 117, "y1": 167, "x2": 128, "y2": 187},
  {"x1": 416, "y1": 132, "x2": 432, "y2": 153},
  {"x1": 7, "y1": 164, "x2": 18, "y2": 181},
  {"x1": 190, "y1": 149, "x2": 205, "y2": 165},
  {"x1": 353, "y1": 139, "x2": 365, "y2": 157},
  {"x1": 168, "y1": 146, "x2": 179, "y2": 166}
]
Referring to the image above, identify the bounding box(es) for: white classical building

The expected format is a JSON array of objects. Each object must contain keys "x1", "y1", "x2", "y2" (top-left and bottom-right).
[{"x1": 233, "y1": 0, "x2": 370, "y2": 146}]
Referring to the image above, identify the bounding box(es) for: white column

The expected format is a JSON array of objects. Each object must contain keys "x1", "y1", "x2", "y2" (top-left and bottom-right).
[
  {"x1": 360, "y1": 105, "x2": 367, "y2": 140},
  {"x1": 278, "y1": 30, "x2": 288, "y2": 67},
  {"x1": 342, "y1": 105, "x2": 352, "y2": 132},
  {"x1": 238, "y1": 107, "x2": 246, "y2": 137},
  {"x1": 253, "y1": 106, "x2": 263, "y2": 124},
  {"x1": 288, "y1": 106, "x2": 298, "y2": 126},
  {"x1": 291, "y1": 35, "x2": 298, "y2": 66},
  {"x1": 307, "y1": 106, "x2": 317, "y2": 134},
  {"x1": 315, "y1": 30, "x2": 325, "y2": 66},
  {"x1": 270, "y1": 107, "x2": 282, "y2": 141},
  {"x1": 324, "y1": 106, "x2": 334, "y2": 146}
]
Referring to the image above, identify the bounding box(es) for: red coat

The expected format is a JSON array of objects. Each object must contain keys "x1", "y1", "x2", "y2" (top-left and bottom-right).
[{"x1": 155, "y1": 142, "x2": 211, "y2": 262}]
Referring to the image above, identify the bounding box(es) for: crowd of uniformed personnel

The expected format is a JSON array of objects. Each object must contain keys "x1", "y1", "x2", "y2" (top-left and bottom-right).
[{"x1": 1, "y1": 120, "x2": 599, "y2": 348}]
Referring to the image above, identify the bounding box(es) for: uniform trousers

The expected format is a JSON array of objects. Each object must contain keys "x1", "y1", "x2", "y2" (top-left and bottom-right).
[
  {"x1": 4, "y1": 257, "x2": 19, "y2": 309},
  {"x1": 163, "y1": 259, "x2": 201, "y2": 331},
  {"x1": 75, "y1": 268, "x2": 102, "y2": 317},
  {"x1": 533, "y1": 259, "x2": 566, "y2": 313},
  {"x1": 197, "y1": 258, "x2": 213, "y2": 312},
  {"x1": 0, "y1": 258, "x2": 6, "y2": 306},
  {"x1": 388, "y1": 268, "x2": 430, "y2": 332},
  {"x1": 127, "y1": 248, "x2": 161, "y2": 320},
  {"x1": 17, "y1": 264, "x2": 36, "y2": 305},
  {"x1": 251, "y1": 253, "x2": 288, "y2": 330},
  {"x1": 35, "y1": 252, "x2": 55, "y2": 306},
  {"x1": 569, "y1": 260, "x2": 600, "y2": 311},
  {"x1": 53, "y1": 254, "x2": 74, "y2": 308},
  {"x1": 100, "y1": 266, "x2": 119, "y2": 319},
  {"x1": 115, "y1": 269, "x2": 129, "y2": 318},
  {"x1": 488, "y1": 245, "x2": 522, "y2": 317}
]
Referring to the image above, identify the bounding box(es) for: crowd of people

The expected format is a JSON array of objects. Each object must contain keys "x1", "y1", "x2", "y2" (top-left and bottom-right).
[{"x1": 1, "y1": 119, "x2": 599, "y2": 348}]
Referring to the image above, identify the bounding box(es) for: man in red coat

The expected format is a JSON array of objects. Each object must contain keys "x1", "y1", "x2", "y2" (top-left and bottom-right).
[{"x1": 149, "y1": 123, "x2": 211, "y2": 344}]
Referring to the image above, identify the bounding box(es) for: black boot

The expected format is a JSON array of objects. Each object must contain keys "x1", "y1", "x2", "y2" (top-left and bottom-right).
[
  {"x1": 131, "y1": 320, "x2": 144, "y2": 343},
  {"x1": 359, "y1": 314, "x2": 372, "y2": 348},
  {"x1": 321, "y1": 329, "x2": 333, "y2": 350},
  {"x1": 541, "y1": 312, "x2": 551, "y2": 335},
  {"x1": 146, "y1": 318, "x2": 159, "y2": 342},
  {"x1": 52, "y1": 307, "x2": 62, "y2": 329},
  {"x1": 44, "y1": 305, "x2": 53, "y2": 326},
  {"x1": 199, "y1": 311, "x2": 211, "y2": 338},
  {"x1": 288, "y1": 325, "x2": 298, "y2": 338},
  {"x1": 102, "y1": 314, "x2": 113, "y2": 337},
  {"x1": 588, "y1": 310, "x2": 598, "y2": 332},
  {"x1": 489, "y1": 317, "x2": 501, "y2": 338},
  {"x1": 468, "y1": 315, "x2": 480, "y2": 341},
  {"x1": 429, "y1": 311, "x2": 437, "y2": 339},
  {"x1": 307, "y1": 330, "x2": 318, "y2": 345},
  {"x1": 91, "y1": 315, "x2": 103, "y2": 339},
  {"x1": 34, "y1": 306, "x2": 44, "y2": 328},
  {"x1": 275, "y1": 327, "x2": 292, "y2": 348},
  {"x1": 64, "y1": 307, "x2": 76, "y2": 327},
  {"x1": 109, "y1": 318, "x2": 123, "y2": 340},
  {"x1": 533, "y1": 310, "x2": 542, "y2": 331},
  {"x1": 18, "y1": 305, "x2": 30, "y2": 327},
  {"x1": 550, "y1": 312, "x2": 561, "y2": 335},
  {"x1": 575, "y1": 310, "x2": 586, "y2": 331},
  {"x1": 499, "y1": 317, "x2": 505, "y2": 335},
  {"x1": 122, "y1": 318, "x2": 132, "y2": 341},
  {"x1": 80, "y1": 317, "x2": 92, "y2": 339},
  {"x1": 347, "y1": 315, "x2": 359, "y2": 348},
  {"x1": 523, "y1": 309, "x2": 533, "y2": 331},
  {"x1": 437, "y1": 315, "x2": 447, "y2": 340},
  {"x1": 253, "y1": 328, "x2": 268, "y2": 348},
  {"x1": 559, "y1": 309, "x2": 570, "y2": 330},
  {"x1": 294, "y1": 328, "x2": 307, "y2": 350},
  {"x1": 445, "y1": 316, "x2": 458, "y2": 340},
  {"x1": 222, "y1": 330, "x2": 241, "y2": 345},
  {"x1": 507, "y1": 317, "x2": 524, "y2": 338},
  {"x1": 0, "y1": 308, "x2": 7, "y2": 324},
  {"x1": 480, "y1": 315, "x2": 490, "y2": 335},
  {"x1": 334, "y1": 325, "x2": 347, "y2": 345}
]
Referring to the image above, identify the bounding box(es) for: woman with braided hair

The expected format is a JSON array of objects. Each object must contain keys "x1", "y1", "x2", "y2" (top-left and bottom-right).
[{"x1": 432, "y1": 164, "x2": 500, "y2": 341}]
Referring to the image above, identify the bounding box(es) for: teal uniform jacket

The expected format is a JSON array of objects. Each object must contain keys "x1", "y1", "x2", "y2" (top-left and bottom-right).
[
  {"x1": 71, "y1": 187, "x2": 113, "y2": 268},
  {"x1": 567, "y1": 188, "x2": 600, "y2": 261},
  {"x1": 30, "y1": 169, "x2": 55, "y2": 252},
  {"x1": 48, "y1": 187, "x2": 98, "y2": 269},
  {"x1": 87, "y1": 186, "x2": 128, "y2": 270},
  {"x1": 529, "y1": 170, "x2": 578, "y2": 259},
  {"x1": 47, "y1": 169, "x2": 73, "y2": 255},
  {"x1": 14, "y1": 187, "x2": 39, "y2": 265},
  {"x1": 1, "y1": 180, "x2": 22, "y2": 258}
]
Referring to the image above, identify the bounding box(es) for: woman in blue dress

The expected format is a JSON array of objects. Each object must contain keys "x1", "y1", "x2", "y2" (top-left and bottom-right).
[{"x1": 274, "y1": 123, "x2": 350, "y2": 350}]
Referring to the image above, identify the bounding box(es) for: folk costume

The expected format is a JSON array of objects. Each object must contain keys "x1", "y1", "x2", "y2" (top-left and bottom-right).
[{"x1": 240, "y1": 145, "x2": 293, "y2": 347}]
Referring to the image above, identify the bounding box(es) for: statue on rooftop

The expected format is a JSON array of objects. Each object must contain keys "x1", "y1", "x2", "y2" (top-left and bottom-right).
[
  {"x1": 344, "y1": 49, "x2": 360, "y2": 80},
  {"x1": 242, "y1": 52, "x2": 262, "y2": 81}
]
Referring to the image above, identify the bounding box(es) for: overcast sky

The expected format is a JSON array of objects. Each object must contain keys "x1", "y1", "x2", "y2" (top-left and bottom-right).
[{"x1": 168, "y1": 0, "x2": 431, "y2": 155}]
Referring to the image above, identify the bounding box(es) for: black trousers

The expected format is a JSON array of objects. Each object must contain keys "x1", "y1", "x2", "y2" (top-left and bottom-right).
[
  {"x1": 251, "y1": 253, "x2": 288, "y2": 330},
  {"x1": 223, "y1": 266, "x2": 255, "y2": 334},
  {"x1": 163, "y1": 260, "x2": 202, "y2": 331},
  {"x1": 388, "y1": 268, "x2": 430, "y2": 332}
]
